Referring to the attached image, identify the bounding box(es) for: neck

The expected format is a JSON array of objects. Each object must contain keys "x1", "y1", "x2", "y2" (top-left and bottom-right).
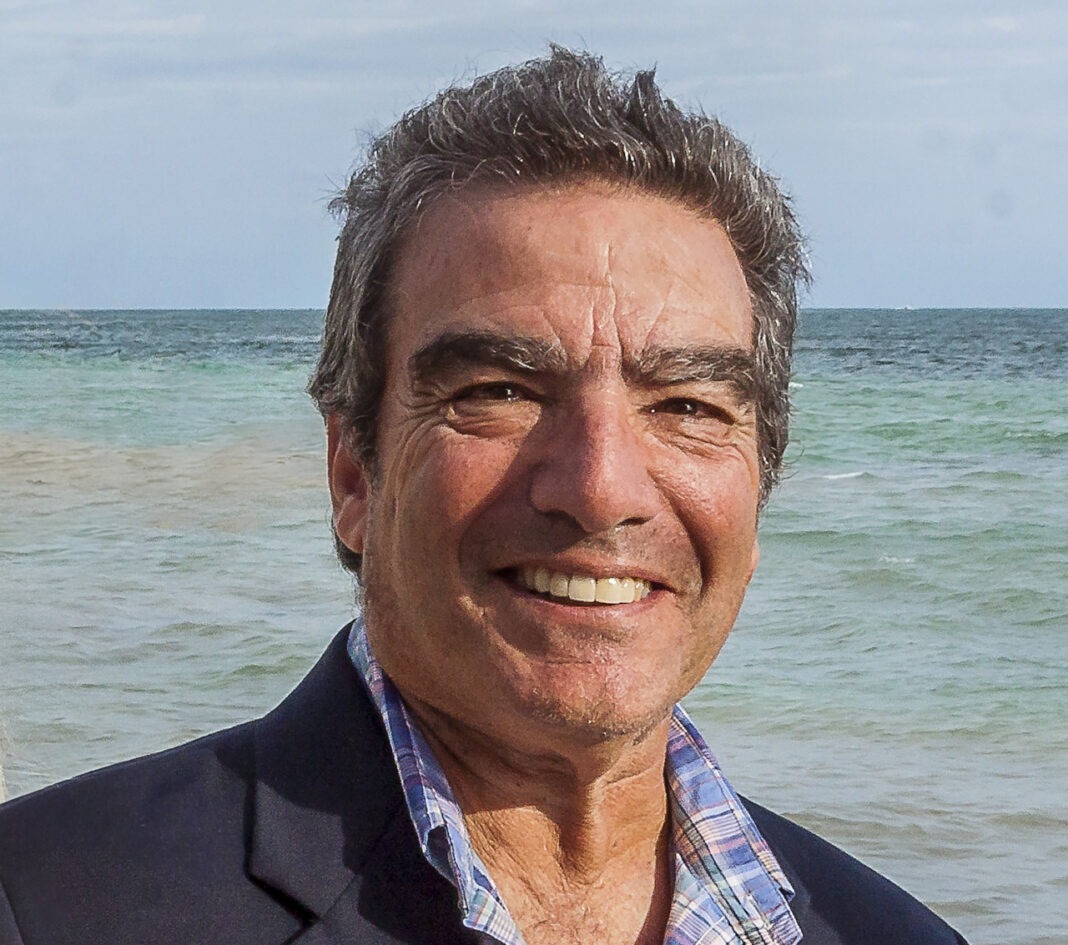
[{"x1": 407, "y1": 697, "x2": 676, "y2": 945}]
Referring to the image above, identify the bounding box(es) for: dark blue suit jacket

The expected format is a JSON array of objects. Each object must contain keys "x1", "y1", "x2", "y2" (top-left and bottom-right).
[{"x1": 0, "y1": 626, "x2": 968, "y2": 944}]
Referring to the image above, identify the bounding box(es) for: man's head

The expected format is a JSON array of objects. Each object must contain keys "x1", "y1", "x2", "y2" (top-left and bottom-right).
[
  {"x1": 313, "y1": 48, "x2": 808, "y2": 752},
  {"x1": 327, "y1": 182, "x2": 765, "y2": 749},
  {"x1": 309, "y1": 47, "x2": 807, "y2": 576}
]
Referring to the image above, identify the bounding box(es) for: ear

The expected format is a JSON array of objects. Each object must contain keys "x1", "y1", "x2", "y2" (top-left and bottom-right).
[
  {"x1": 747, "y1": 538, "x2": 760, "y2": 584},
  {"x1": 327, "y1": 415, "x2": 370, "y2": 555}
]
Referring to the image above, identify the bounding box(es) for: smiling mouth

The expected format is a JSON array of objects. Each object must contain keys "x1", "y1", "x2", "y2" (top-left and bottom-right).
[{"x1": 515, "y1": 566, "x2": 653, "y2": 605}]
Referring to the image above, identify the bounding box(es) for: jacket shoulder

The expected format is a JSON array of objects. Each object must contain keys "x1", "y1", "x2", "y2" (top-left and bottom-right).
[
  {"x1": 0, "y1": 720, "x2": 253, "y2": 830},
  {"x1": 742, "y1": 798, "x2": 969, "y2": 945},
  {"x1": 0, "y1": 722, "x2": 300, "y2": 945}
]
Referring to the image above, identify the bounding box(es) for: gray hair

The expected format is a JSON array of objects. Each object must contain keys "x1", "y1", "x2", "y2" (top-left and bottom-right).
[{"x1": 309, "y1": 46, "x2": 808, "y2": 574}]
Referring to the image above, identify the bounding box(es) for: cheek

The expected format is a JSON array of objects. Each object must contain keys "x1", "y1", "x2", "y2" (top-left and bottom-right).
[
  {"x1": 374, "y1": 429, "x2": 521, "y2": 561},
  {"x1": 658, "y1": 440, "x2": 760, "y2": 507},
  {"x1": 657, "y1": 455, "x2": 760, "y2": 568}
]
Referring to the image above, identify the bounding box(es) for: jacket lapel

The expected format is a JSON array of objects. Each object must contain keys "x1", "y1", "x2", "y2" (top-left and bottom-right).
[
  {"x1": 294, "y1": 807, "x2": 479, "y2": 945},
  {"x1": 245, "y1": 625, "x2": 473, "y2": 944}
]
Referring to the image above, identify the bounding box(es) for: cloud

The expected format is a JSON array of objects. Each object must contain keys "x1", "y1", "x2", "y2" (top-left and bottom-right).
[{"x1": 1, "y1": 0, "x2": 1066, "y2": 306}]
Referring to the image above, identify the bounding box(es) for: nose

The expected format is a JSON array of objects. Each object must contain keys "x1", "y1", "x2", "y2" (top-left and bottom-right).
[{"x1": 528, "y1": 391, "x2": 661, "y2": 534}]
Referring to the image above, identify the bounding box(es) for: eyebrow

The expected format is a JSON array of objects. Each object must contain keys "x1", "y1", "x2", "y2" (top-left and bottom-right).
[
  {"x1": 625, "y1": 345, "x2": 758, "y2": 399},
  {"x1": 408, "y1": 329, "x2": 757, "y2": 399},
  {"x1": 409, "y1": 330, "x2": 568, "y2": 383}
]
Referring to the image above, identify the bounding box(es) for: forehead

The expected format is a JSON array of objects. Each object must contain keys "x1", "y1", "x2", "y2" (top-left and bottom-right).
[{"x1": 384, "y1": 184, "x2": 753, "y2": 367}]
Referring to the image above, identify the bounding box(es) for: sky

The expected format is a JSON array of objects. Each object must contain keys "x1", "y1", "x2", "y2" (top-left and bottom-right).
[{"x1": 1, "y1": 0, "x2": 1065, "y2": 309}]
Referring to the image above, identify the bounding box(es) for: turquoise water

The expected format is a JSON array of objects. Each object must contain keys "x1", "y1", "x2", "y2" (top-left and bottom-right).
[{"x1": 1, "y1": 308, "x2": 1065, "y2": 943}]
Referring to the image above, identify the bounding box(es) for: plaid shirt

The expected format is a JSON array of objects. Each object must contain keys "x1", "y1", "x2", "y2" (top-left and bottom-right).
[{"x1": 349, "y1": 621, "x2": 801, "y2": 945}]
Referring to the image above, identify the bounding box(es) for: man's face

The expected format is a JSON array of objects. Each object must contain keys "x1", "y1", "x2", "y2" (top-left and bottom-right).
[{"x1": 329, "y1": 184, "x2": 761, "y2": 754}]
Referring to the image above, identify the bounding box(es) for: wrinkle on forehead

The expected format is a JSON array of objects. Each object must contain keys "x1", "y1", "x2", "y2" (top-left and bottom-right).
[
  {"x1": 592, "y1": 242, "x2": 624, "y2": 359},
  {"x1": 386, "y1": 183, "x2": 753, "y2": 372}
]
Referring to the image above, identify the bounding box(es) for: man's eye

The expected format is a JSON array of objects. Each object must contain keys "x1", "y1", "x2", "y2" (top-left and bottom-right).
[
  {"x1": 455, "y1": 382, "x2": 528, "y2": 402},
  {"x1": 447, "y1": 381, "x2": 540, "y2": 432},
  {"x1": 648, "y1": 398, "x2": 732, "y2": 421}
]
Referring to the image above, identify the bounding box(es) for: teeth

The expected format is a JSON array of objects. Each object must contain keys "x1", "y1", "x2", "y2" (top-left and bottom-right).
[
  {"x1": 569, "y1": 576, "x2": 596, "y2": 602},
  {"x1": 595, "y1": 577, "x2": 622, "y2": 604},
  {"x1": 519, "y1": 567, "x2": 652, "y2": 604},
  {"x1": 549, "y1": 571, "x2": 570, "y2": 598}
]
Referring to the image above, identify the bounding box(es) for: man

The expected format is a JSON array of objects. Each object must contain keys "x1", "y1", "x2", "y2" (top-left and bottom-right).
[{"x1": 0, "y1": 49, "x2": 968, "y2": 944}]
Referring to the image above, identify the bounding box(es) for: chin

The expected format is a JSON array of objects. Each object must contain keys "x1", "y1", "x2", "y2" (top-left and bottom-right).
[{"x1": 516, "y1": 683, "x2": 676, "y2": 748}]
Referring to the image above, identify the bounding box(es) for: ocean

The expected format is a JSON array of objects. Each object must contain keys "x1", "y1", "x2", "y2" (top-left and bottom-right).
[{"x1": 1, "y1": 308, "x2": 1065, "y2": 943}]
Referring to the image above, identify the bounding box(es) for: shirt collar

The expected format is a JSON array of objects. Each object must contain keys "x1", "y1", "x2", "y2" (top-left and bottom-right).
[
  {"x1": 666, "y1": 705, "x2": 799, "y2": 944},
  {"x1": 348, "y1": 619, "x2": 799, "y2": 945}
]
